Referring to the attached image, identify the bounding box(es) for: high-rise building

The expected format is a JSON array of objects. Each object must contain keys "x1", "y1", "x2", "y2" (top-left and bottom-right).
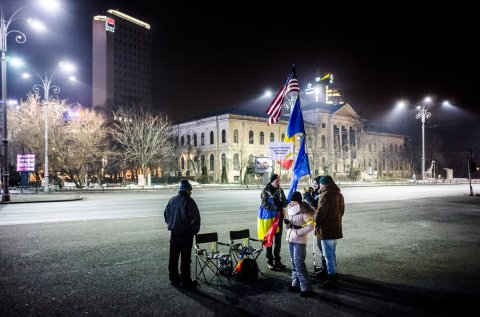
[{"x1": 92, "y1": 10, "x2": 151, "y2": 109}]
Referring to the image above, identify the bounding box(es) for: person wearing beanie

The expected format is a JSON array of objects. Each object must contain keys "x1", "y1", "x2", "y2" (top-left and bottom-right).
[
  {"x1": 284, "y1": 191, "x2": 316, "y2": 297},
  {"x1": 164, "y1": 179, "x2": 201, "y2": 288},
  {"x1": 314, "y1": 175, "x2": 344, "y2": 288},
  {"x1": 258, "y1": 173, "x2": 288, "y2": 270}
]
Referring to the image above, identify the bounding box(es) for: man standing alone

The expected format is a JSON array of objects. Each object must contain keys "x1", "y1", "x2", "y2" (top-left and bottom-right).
[{"x1": 164, "y1": 179, "x2": 201, "y2": 288}]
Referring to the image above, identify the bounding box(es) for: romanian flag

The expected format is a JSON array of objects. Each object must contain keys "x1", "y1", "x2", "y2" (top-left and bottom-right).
[{"x1": 257, "y1": 206, "x2": 280, "y2": 240}]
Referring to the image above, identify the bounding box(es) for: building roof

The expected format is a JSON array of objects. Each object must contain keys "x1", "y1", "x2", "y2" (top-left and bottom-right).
[{"x1": 178, "y1": 99, "x2": 348, "y2": 124}]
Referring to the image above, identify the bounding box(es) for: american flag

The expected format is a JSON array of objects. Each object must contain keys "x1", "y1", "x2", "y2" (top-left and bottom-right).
[{"x1": 266, "y1": 66, "x2": 300, "y2": 125}]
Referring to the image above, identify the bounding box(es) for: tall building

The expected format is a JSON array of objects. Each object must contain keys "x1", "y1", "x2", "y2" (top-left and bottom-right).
[{"x1": 92, "y1": 10, "x2": 151, "y2": 109}]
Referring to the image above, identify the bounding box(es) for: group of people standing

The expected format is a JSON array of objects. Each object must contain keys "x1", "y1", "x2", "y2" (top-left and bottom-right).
[
  {"x1": 260, "y1": 173, "x2": 345, "y2": 297},
  {"x1": 163, "y1": 174, "x2": 345, "y2": 296}
]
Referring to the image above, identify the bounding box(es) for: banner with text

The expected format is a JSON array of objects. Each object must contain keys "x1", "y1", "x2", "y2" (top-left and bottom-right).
[{"x1": 268, "y1": 142, "x2": 294, "y2": 160}]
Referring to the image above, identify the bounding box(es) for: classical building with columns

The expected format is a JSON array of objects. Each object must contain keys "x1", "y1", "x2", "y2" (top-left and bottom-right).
[{"x1": 170, "y1": 101, "x2": 410, "y2": 183}]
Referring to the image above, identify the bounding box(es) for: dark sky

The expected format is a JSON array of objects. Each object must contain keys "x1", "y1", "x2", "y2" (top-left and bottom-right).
[{"x1": 7, "y1": 1, "x2": 479, "y2": 127}]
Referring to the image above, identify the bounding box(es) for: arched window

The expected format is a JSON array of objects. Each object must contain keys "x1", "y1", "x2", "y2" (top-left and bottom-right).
[
  {"x1": 210, "y1": 154, "x2": 215, "y2": 170},
  {"x1": 233, "y1": 153, "x2": 239, "y2": 171},
  {"x1": 233, "y1": 130, "x2": 239, "y2": 143},
  {"x1": 249, "y1": 131, "x2": 254, "y2": 144},
  {"x1": 374, "y1": 159, "x2": 378, "y2": 171},
  {"x1": 181, "y1": 157, "x2": 185, "y2": 169},
  {"x1": 221, "y1": 153, "x2": 227, "y2": 168},
  {"x1": 322, "y1": 157, "x2": 326, "y2": 166},
  {"x1": 193, "y1": 134, "x2": 197, "y2": 147},
  {"x1": 259, "y1": 131, "x2": 265, "y2": 145},
  {"x1": 281, "y1": 133, "x2": 285, "y2": 141},
  {"x1": 270, "y1": 132, "x2": 274, "y2": 142},
  {"x1": 374, "y1": 143, "x2": 377, "y2": 152},
  {"x1": 222, "y1": 130, "x2": 226, "y2": 143},
  {"x1": 187, "y1": 135, "x2": 191, "y2": 145},
  {"x1": 321, "y1": 135, "x2": 326, "y2": 148},
  {"x1": 390, "y1": 144, "x2": 393, "y2": 153},
  {"x1": 180, "y1": 136, "x2": 185, "y2": 146},
  {"x1": 369, "y1": 143, "x2": 372, "y2": 152},
  {"x1": 201, "y1": 155, "x2": 205, "y2": 168},
  {"x1": 210, "y1": 131, "x2": 214, "y2": 144},
  {"x1": 201, "y1": 133, "x2": 205, "y2": 146}
]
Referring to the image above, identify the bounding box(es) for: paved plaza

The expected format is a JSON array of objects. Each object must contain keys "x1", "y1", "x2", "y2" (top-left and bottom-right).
[{"x1": 1, "y1": 188, "x2": 479, "y2": 316}]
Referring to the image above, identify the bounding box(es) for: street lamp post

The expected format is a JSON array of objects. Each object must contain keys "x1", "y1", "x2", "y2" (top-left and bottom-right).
[
  {"x1": 415, "y1": 97, "x2": 432, "y2": 183},
  {"x1": 29, "y1": 63, "x2": 75, "y2": 192},
  {"x1": 0, "y1": 5, "x2": 29, "y2": 202}
]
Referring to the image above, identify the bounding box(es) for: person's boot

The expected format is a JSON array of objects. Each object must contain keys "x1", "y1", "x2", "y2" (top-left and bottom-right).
[
  {"x1": 320, "y1": 273, "x2": 337, "y2": 288},
  {"x1": 274, "y1": 260, "x2": 286, "y2": 270},
  {"x1": 314, "y1": 259, "x2": 328, "y2": 279}
]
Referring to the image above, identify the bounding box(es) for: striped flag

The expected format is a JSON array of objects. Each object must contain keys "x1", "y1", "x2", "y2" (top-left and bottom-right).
[{"x1": 266, "y1": 66, "x2": 300, "y2": 125}]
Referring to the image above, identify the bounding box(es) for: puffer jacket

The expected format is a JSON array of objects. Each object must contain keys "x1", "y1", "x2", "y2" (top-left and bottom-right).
[
  {"x1": 285, "y1": 202, "x2": 315, "y2": 244},
  {"x1": 164, "y1": 192, "x2": 201, "y2": 234},
  {"x1": 315, "y1": 183, "x2": 344, "y2": 239}
]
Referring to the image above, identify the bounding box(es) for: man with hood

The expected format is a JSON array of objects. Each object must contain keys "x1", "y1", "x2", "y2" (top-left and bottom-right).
[
  {"x1": 315, "y1": 175, "x2": 345, "y2": 288},
  {"x1": 164, "y1": 179, "x2": 201, "y2": 288}
]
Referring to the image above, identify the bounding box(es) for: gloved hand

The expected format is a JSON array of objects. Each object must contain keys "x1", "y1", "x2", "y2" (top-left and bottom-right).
[{"x1": 283, "y1": 218, "x2": 291, "y2": 229}]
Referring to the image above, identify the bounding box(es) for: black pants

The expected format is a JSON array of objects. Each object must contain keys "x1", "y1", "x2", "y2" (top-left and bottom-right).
[
  {"x1": 266, "y1": 222, "x2": 283, "y2": 263},
  {"x1": 168, "y1": 231, "x2": 194, "y2": 283}
]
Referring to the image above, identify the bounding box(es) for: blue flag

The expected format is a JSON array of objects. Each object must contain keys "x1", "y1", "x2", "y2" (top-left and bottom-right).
[
  {"x1": 287, "y1": 136, "x2": 311, "y2": 201},
  {"x1": 287, "y1": 97, "x2": 305, "y2": 138}
]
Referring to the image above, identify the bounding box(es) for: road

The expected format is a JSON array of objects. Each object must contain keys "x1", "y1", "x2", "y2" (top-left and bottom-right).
[
  {"x1": 0, "y1": 183, "x2": 477, "y2": 225},
  {"x1": 1, "y1": 184, "x2": 479, "y2": 316}
]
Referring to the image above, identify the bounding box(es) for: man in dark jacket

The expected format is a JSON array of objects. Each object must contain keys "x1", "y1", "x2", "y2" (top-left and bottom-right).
[
  {"x1": 164, "y1": 179, "x2": 201, "y2": 288},
  {"x1": 315, "y1": 175, "x2": 345, "y2": 288},
  {"x1": 260, "y1": 173, "x2": 288, "y2": 270}
]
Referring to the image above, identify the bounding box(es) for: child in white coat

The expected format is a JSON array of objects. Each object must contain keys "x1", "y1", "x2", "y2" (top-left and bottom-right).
[{"x1": 284, "y1": 191, "x2": 315, "y2": 297}]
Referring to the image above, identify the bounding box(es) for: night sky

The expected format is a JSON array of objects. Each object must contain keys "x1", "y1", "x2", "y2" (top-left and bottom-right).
[{"x1": 7, "y1": 1, "x2": 479, "y2": 132}]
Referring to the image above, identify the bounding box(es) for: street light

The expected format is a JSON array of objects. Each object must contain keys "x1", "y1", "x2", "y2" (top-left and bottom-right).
[
  {"x1": 24, "y1": 61, "x2": 76, "y2": 192},
  {"x1": 0, "y1": 5, "x2": 32, "y2": 202},
  {"x1": 415, "y1": 97, "x2": 432, "y2": 182},
  {"x1": 0, "y1": 0, "x2": 53, "y2": 201}
]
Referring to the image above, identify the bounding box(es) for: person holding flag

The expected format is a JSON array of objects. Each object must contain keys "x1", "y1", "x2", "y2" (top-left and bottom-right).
[{"x1": 258, "y1": 173, "x2": 288, "y2": 270}]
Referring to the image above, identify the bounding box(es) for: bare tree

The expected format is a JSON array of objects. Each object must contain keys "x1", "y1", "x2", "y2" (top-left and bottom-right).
[
  {"x1": 231, "y1": 130, "x2": 252, "y2": 184},
  {"x1": 10, "y1": 94, "x2": 110, "y2": 187},
  {"x1": 9, "y1": 93, "x2": 68, "y2": 184},
  {"x1": 51, "y1": 106, "x2": 109, "y2": 187},
  {"x1": 110, "y1": 107, "x2": 174, "y2": 181}
]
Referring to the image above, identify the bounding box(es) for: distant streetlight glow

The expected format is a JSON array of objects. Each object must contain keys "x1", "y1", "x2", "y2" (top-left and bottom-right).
[{"x1": 264, "y1": 90, "x2": 272, "y2": 98}]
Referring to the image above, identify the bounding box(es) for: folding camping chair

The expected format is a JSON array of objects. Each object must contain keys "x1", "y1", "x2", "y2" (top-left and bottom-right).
[
  {"x1": 194, "y1": 232, "x2": 232, "y2": 285},
  {"x1": 229, "y1": 229, "x2": 264, "y2": 276}
]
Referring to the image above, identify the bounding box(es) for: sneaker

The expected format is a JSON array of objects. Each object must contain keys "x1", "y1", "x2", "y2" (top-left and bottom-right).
[
  {"x1": 267, "y1": 260, "x2": 275, "y2": 270},
  {"x1": 274, "y1": 261, "x2": 286, "y2": 270},
  {"x1": 182, "y1": 279, "x2": 199, "y2": 289},
  {"x1": 288, "y1": 286, "x2": 301, "y2": 293},
  {"x1": 300, "y1": 290, "x2": 314, "y2": 297}
]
